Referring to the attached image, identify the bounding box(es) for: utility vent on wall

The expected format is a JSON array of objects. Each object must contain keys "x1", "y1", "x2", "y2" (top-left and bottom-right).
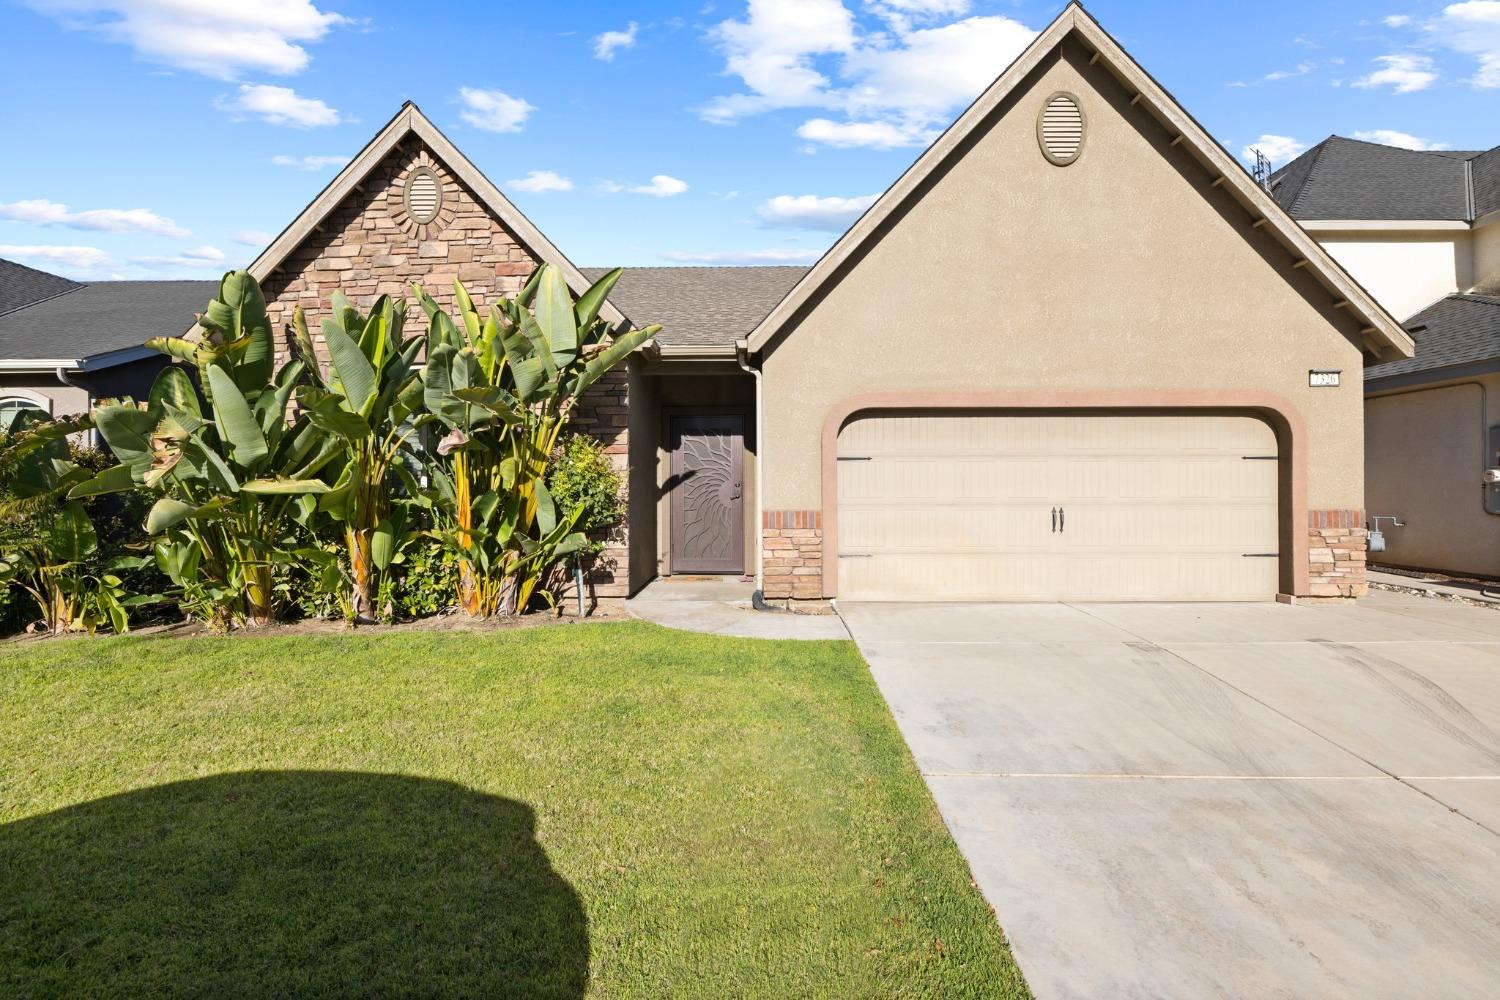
[
  {"x1": 404, "y1": 167, "x2": 442, "y2": 224},
  {"x1": 1038, "y1": 93, "x2": 1085, "y2": 166}
]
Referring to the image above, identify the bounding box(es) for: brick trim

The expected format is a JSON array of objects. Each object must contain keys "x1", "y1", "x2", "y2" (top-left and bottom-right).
[
  {"x1": 1307, "y1": 508, "x2": 1367, "y2": 598},
  {"x1": 763, "y1": 509, "x2": 822, "y2": 530}
]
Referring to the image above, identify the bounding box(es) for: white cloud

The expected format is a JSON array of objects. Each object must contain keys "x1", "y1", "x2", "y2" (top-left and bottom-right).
[
  {"x1": 796, "y1": 117, "x2": 928, "y2": 148},
  {"x1": 233, "y1": 229, "x2": 274, "y2": 246},
  {"x1": 702, "y1": 1, "x2": 1035, "y2": 149},
  {"x1": 28, "y1": 0, "x2": 347, "y2": 79},
  {"x1": 594, "y1": 21, "x2": 638, "y2": 60},
  {"x1": 218, "y1": 83, "x2": 340, "y2": 127},
  {"x1": 131, "y1": 245, "x2": 227, "y2": 269},
  {"x1": 1428, "y1": 1, "x2": 1500, "y2": 88},
  {"x1": 457, "y1": 87, "x2": 534, "y2": 132},
  {"x1": 1242, "y1": 134, "x2": 1307, "y2": 165},
  {"x1": 0, "y1": 198, "x2": 189, "y2": 237},
  {"x1": 1352, "y1": 129, "x2": 1450, "y2": 150},
  {"x1": 660, "y1": 248, "x2": 821, "y2": 264},
  {"x1": 631, "y1": 175, "x2": 689, "y2": 197},
  {"x1": 271, "y1": 153, "x2": 349, "y2": 170},
  {"x1": 1384, "y1": 14, "x2": 1413, "y2": 27},
  {"x1": 507, "y1": 170, "x2": 575, "y2": 193},
  {"x1": 1262, "y1": 61, "x2": 1315, "y2": 81},
  {"x1": 1353, "y1": 53, "x2": 1438, "y2": 92},
  {"x1": 0, "y1": 245, "x2": 113, "y2": 270},
  {"x1": 757, "y1": 193, "x2": 878, "y2": 230}
]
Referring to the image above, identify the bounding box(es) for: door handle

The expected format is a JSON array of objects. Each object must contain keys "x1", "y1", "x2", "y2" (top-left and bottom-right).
[
  {"x1": 1051, "y1": 507, "x2": 1057, "y2": 533},
  {"x1": 1060, "y1": 507, "x2": 1065, "y2": 533}
]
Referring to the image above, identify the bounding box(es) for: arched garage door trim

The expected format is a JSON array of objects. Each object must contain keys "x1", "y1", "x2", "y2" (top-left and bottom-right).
[{"x1": 820, "y1": 390, "x2": 1310, "y2": 600}]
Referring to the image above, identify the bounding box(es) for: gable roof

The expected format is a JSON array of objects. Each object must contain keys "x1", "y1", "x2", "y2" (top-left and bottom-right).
[
  {"x1": 0, "y1": 258, "x2": 82, "y2": 317},
  {"x1": 1365, "y1": 294, "x2": 1500, "y2": 387},
  {"x1": 580, "y1": 266, "x2": 807, "y2": 347},
  {"x1": 1271, "y1": 136, "x2": 1497, "y2": 222},
  {"x1": 244, "y1": 102, "x2": 625, "y2": 327},
  {"x1": 0, "y1": 280, "x2": 215, "y2": 368},
  {"x1": 743, "y1": 2, "x2": 1414, "y2": 362}
]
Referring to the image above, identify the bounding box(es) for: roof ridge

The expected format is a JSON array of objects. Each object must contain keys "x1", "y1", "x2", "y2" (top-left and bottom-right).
[{"x1": 1280, "y1": 137, "x2": 1333, "y2": 217}]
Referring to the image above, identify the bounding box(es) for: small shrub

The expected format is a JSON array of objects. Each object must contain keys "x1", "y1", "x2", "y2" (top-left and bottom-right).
[{"x1": 547, "y1": 434, "x2": 625, "y2": 555}]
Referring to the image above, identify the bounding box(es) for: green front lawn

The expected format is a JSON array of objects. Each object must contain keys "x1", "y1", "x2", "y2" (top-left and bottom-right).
[{"x1": 0, "y1": 622, "x2": 1028, "y2": 998}]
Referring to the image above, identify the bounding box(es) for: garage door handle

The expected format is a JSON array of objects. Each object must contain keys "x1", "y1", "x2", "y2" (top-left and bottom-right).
[
  {"x1": 1060, "y1": 507, "x2": 1065, "y2": 533},
  {"x1": 1051, "y1": 507, "x2": 1057, "y2": 533}
]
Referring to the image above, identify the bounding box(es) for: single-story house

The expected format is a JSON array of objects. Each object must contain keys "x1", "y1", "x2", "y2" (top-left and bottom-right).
[
  {"x1": 1266, "y1": 137, "x2": 1500, "y2": 577},
  {"x1": 0, "y1": 3, "x2": 1416, "y2": 603}
]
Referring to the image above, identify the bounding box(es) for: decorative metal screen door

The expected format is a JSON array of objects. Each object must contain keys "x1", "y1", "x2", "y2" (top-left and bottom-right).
[{"x1": 669, "y1": 414, "x2": 745, "y2": 574}]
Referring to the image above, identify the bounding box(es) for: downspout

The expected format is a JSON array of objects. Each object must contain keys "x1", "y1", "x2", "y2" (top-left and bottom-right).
[
  {"x1": 55, "y1": 365, "x2": 96, "y2": 448},
  {"x1": 735, "y1": 339, "x2": 765, "y2": 595}
]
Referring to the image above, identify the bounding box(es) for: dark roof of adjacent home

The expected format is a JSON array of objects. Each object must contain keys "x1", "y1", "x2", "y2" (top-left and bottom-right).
[
  {"x1": 0, "y1": 258, "x2": 82, "y2": 317},
  {"x1": 1271, "y1": 136, "x2": 1500, "y2": 221},
  {"x1": 1366, "y1": 294, "x2": 1500, "y2": 384},
  {"x1": 0, "y1": 279, "x2": 216, "y2": 364},
  {"x1": 581, "y1": 266, "x2": 808, "y2": 347}
]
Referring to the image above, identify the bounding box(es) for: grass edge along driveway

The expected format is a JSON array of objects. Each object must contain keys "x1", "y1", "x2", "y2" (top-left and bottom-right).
[{"x1": 0, "y1": 621, "x2": 1030, "y2": 998}]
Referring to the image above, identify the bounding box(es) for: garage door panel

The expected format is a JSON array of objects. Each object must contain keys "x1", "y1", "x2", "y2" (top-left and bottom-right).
[{"x1": 837, "y1": 413, "x2": 1281, "y2": 602}]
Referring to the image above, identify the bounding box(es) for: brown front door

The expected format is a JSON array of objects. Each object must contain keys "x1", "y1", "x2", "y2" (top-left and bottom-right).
[{"x1": 669, "y1": 414, "x2": 745, "y2": 574}]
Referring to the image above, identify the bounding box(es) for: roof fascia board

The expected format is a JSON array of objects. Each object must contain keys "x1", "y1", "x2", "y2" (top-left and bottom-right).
[
  {"x1": 655, "y1": 344, "x2": 739, "y2": 360},
  {"x1": 743, "y1": 2, "x2": 1414, "y2": 360},
  {"x1": 0, "y1": 359, "x2": 83, "y2": 371},
  {"x1": 1300, "y1": 219, "x2": 1471, "y2": 232},
  {"x1": 78, "y1": 345, "x2": 159, "y2": 371},
  {"x1": 1365, "y1": 357, "x2": 1500, "y2": 392},
  {"x1": 240, "y1": 103, "x2": 626, "y2": 329}
]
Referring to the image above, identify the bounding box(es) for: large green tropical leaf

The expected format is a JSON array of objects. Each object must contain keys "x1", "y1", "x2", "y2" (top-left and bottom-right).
[
  {"x1": 47, "y1": 502, "x2": 97, "y2": 563},
  {"x1": 145, "y1": 497, "x2": 197, "y2": 534},
  {"x1": 148, "y1": 366, "x2": 201, "y2": 419},
  {"x1": 240, "y1": 478, "x2": 333, "y2": 495},
  {"x1": 92, "y1": 404, "x2": 157, "y2": 470},
  {"x1": 322, "y1": 317, "x2": 378, "y2": 415},
  {"x1": 200, "y1": 271, "x2": 273, "y2": 391},
  {"x1": 574, "y1": 267, "x2": 621, "y2": 330},
  {"x1": 207, "y1": 365, "x2": 269, "y2": 468},
  {"x1": 67, "y1": 462, "x2": 137, "y2": 499},
  {"x1": 535, "y1": 265, "x2": 579, "y2": 365}
]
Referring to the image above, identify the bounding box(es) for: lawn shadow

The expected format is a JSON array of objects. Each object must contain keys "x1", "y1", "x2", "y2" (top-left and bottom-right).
[{"x1": 1, "y1": 771, "x2": 587, "y2": 998}]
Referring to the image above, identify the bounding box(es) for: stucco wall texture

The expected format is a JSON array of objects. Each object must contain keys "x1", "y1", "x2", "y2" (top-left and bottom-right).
[
  {"x1": 1366, "y1": 376, "x2": 1500, "y2": 577},
  {"x1": 758, "y1": 41, "x2": 1370, "y2": 519}
]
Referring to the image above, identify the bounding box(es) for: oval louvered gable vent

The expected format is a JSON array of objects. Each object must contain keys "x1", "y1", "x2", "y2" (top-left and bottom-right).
[
  {"x1": 1038, "y1": 93, "x2": 1085, "y2": 166},
  {"x1": 405, "y1": 167, "x2": 442, "y2": 224}
]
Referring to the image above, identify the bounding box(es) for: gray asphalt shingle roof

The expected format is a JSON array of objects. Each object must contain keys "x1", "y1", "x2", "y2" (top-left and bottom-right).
[
  {"x1": 0, "y1": 279, "x2": 216, "y2": 363},
  {"x1": 0, "y1": 259, "x2": 82, "y2": 317},
  {"x1": 1366, "y1": 294, "x2": 1500, "y2": 383},
  {"x1": 1270, "y1": 136, "x2": 1500, "y2": 222},
  {"x1": 581, "y1": 266, "x2": 807, "y2": 347}
]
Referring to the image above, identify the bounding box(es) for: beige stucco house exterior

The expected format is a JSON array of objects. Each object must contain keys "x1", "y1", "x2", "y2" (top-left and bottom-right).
[
  {"x1": 0, "y1": 4, "x2": 1417, "y2": 603},
  {"x1": 1267, "y1": 127, "x2": 1500, "y2": 579}
]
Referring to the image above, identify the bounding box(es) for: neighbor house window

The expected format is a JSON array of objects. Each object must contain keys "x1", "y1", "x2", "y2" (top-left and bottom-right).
[{"x1": 0, "y1": 395, "x2": 48, "y2": 433}]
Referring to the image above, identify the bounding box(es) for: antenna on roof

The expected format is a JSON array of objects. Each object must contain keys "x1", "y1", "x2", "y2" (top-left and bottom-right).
[{"x1": 1250, "y1": 148, "x2": 1274, "y2": 191}]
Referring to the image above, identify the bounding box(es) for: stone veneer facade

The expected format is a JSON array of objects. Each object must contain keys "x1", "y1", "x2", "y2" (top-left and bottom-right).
[
  {"x1": 1307, "y1": 509, "x2": 1368, "y2": 599},
  {"x1": 762, "y1": 510, "x2": 823, "y2": 602},
  {"x1": 258, "y1": 137, "x2": 631, "y2": 597}
]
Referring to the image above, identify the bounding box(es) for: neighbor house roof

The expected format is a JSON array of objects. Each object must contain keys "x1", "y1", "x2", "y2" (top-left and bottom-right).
[
  {"x1": 242, "y1": 102, "x2": 625, "y2": 332},
  {"x1": 580, "y1": 266, "x2": 807, "y2": 347},
  {"x1": 0, "y1": 280, "x2": 215, "y2": 368},
  {"x1": 1271, "y1": 136, "x2": 1500, "y2": 222},
  {"x1": 0, "y1": 258, "x2": 82, "y2": 317},
  {"x1": 1365, "y1": 294, "x2": 1500, "y2": 386},
  {"x1": 743, "y1": 2, "x2": 1413, "y2": 362}
]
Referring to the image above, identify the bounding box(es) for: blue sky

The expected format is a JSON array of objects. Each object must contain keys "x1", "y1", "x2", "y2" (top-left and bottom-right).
[{"x1": 1, "y1": 0, "x2": 1497, "y2": 280}]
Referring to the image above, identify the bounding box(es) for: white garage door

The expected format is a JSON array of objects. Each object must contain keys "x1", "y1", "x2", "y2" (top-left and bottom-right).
[{"x1": 837, "y1": 412, "x2": 1281, "y2": 602}]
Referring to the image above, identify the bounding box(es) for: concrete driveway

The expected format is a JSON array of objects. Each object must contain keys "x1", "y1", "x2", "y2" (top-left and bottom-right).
[{"x1": 840, "y1": 590, "x2": 1500, "y2": 1000}]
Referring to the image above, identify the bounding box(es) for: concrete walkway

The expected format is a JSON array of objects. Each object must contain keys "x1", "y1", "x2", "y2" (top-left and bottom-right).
[
  {"x1": 625, "y1": 578, "x2": 849, "y2": 640},
  {"x1": 842, "y1": 590, "x2": 1500, "y2": 1000}
]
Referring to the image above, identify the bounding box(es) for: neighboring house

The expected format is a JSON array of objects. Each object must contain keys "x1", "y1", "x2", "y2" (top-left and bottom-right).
[
  {"x1": 0, "y1": 259, "x2": 207, "y2": 422},
  {"x1": 1272, "y1": 138, "x2": 1500, "y2": 576},
  {"x1": 0, "y1": 3, "x2": 1415, "y2": 604}
]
